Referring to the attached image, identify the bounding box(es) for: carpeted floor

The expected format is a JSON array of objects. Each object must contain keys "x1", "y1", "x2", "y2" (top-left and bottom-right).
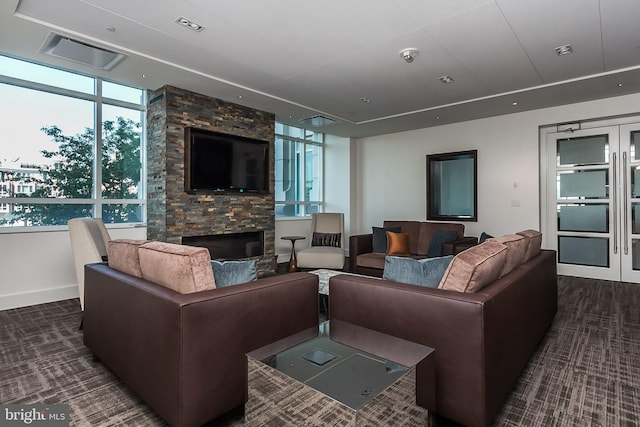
[{"x1": 1, "y1": 275, "x2": 639, "y2": 426}]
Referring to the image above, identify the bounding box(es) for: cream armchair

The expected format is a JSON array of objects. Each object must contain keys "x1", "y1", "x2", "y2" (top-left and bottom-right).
[
  {"x1": 296, "y1": 212, "x2": 345, "y2": 270},
  {"x1": 68, "y1": 217, "x2": 111, "y2": 310}
]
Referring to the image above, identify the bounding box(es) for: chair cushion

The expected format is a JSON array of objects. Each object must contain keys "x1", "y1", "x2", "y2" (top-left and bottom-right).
[
  {"x1": 297, "y1": 246, "x2": 344, "y2": 269},
  {"x1": 211, "y1": 260, "x2": 257, "y2": 287},
  {"x1": 138, "y1": 242, "x2": 216, "y2": 294},
  {"x1": 386, "y1": 231, "x2": 410, "y2": 255},
  {"x1": 427, "y1": 229, "x2": 459, "y2": 257},
  {"x1": 312, "y1": 232, "x2": 341, "y2": 247},
  {"x1": 107, "y1": 239, "x2": 150, "y2": 278},
  {"x1": 438, "y1": 240, "x2": 508, "y2": 293},
  {"x1": 383, "y1": 255, "x2": 454, "y2": 288},
  {"x1": 517, "y1": 229, "x2": 543, "y2": 261},
  {"x1": 372, "y1": 226, "x2": 401, "y2": 253},
  {"x1": 490, "y1": 234, "x2": 527, "y2": 277}
]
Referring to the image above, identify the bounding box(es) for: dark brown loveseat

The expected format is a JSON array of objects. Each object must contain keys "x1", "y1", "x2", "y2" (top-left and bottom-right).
[
  {"x1": 83, "y1": 255, "x2": 319, "y2": 427},
  {"x1": 331, "y1": 244, "x2": 557, "y2": 427},
  {"x1": 349, "y1": 220, "x2": 477, "y2": 277}
]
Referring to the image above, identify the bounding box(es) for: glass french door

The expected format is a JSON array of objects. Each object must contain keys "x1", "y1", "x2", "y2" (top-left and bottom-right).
[{"x1": 546, "y1": 123, "x2": 640, "y2": 282}]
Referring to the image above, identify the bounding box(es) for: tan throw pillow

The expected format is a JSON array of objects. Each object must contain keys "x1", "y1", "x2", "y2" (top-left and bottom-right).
[
  {"x1": 438, "y1": 240, "x2": 508, "y2": 293},
  {"x1": 517, "y1": 229, "x2": 542, "y2": 262},
  {"x1": 138, "y1": 242, "x2": 216, "y2": 294},
  {"x1": 107, "y1": 239, "x2": 150, "y2": 278},
  {"x1": 490, "y1": 234, "x2": 527, "y2": 277},
  {"x1": 386, "y1": 231, "x2": 410, "y2": 255}
]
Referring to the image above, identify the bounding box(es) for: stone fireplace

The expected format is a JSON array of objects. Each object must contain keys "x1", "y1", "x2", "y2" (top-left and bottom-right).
[{"x1": 146, "y1": 85, "x2": 276, "y2": 276}]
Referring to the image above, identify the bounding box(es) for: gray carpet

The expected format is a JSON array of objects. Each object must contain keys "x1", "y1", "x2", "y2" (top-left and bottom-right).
[{"x1": 1, "y1": 275, "x2": 639, "y2": 426}]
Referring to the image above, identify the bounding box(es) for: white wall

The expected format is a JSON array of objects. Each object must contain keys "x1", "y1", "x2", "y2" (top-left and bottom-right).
[
  {"x1": 0, "y1": 225, "x2": 146, "y2": 310},
  {"x1": 354, "y1": 92, "x2": 640, "y2": 240}
]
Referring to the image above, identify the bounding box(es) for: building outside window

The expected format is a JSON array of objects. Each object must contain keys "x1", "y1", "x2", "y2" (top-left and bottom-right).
[
  {"x1": 0, "y1": 54, "x2": 145, "y2": 228},
  {"x1": 274, "y1": 122, "x2": 323, "y2": 217}
]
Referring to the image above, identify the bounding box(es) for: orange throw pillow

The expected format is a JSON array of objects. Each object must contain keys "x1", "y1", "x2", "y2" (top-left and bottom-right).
[{"x1": 386, "y1": 231, "x2": 410, "y2": 255}]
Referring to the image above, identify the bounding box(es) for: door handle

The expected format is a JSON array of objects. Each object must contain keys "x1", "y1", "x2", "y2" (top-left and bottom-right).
[
  {"x1": 624, "y1": 152, "x2": 629, "y2": 255},
  {"x1": 613, "y1": 152, "x2": 618, "y2": 255}
]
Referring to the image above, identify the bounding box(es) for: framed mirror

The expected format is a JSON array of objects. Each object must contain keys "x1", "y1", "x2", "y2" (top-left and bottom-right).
[{"x1": 426, "y1": 150, "x2": 477, "y2": 221}]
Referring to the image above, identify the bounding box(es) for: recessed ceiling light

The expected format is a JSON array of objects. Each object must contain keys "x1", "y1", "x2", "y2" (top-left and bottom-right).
[
  {"x1": 360, "y1": 97, "x2": 372, "y2": 103},
  {"x1": 175, "y1": 17, "x2": 204, "y2": 32},
  {"x1": 618, "y1": 83, "x2": 624, "y2": 87},
  {"x1": 512, "y1": 102, "x2": 518, "y2": 106},
  {"x1": 555, "y1": 44, "x2": 573, "y2": 56},
  {"x1": 438, "y1": 75, "x2": 455, "y2": 84}
]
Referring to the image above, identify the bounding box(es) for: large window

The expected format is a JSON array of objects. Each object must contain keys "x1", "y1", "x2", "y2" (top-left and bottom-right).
[
  {"x1": 0, "y1": 54, "x2": 145, "y2": 228},
  {"x1": 275, "y1": 123, "x2": 323, "y2": 217}
]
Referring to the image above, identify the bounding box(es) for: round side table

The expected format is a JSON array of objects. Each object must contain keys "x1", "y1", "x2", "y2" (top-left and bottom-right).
[{"x1": 281, "y1": 236, "x2": 306, "y2": 272}]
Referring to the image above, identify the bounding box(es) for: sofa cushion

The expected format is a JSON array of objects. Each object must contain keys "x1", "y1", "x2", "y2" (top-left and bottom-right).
[
  {"x1": 416, "y1": 222, "x2": 465, "y2": 256},
  {"x1": 384, "y1": 221, "x2": 422, "y2": 254},
  {"x1": 107, "y1": 239, "x2": 150, "y2": 278},
  {"x1": 311, "y1": 232, "x2": 341, "y2": 247},
  {"x1": 372, "y1": 226, "x2": 401, "y2": 253},
  {"x1": 211, "y1": 260, "x2": 257, "y2": 287},
  {"x1": 490, "y1": 234, "x2": 527, "y2": 277},
  {"x1": 438, "y1": 240, "x2": 508, "y2": 293},
  {"x1": 517, "y1": 229, "x2": 543, "y2": 261},
  {"x1": 383, "y1": 255, "x2": 454, "y2": 288},
  {"x1": 479, "y1": 232, "x2": 493, "y2": 243},
  {"x1": 427, "y1": 230, "x2": 459, "y2": 257},
  {"x1": 138, "y1": 242, "x2": 216, "y2": 294},
  {"x1": 386, "y1": 231, "x2": 411, "y2": 255}
]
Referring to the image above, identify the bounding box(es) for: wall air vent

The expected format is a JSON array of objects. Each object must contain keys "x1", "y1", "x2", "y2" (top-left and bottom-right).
[
  {"x1": 300, "y1": 115, "x2": 338, "y2": 127},
  {"x1": 40, "y1": 33, "x2": 127, "y2": 71}
]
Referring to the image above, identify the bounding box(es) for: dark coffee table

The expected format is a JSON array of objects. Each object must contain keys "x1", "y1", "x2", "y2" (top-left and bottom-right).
[{"x1": 246, "y1": 320, "x2": 435, "y2": 426}]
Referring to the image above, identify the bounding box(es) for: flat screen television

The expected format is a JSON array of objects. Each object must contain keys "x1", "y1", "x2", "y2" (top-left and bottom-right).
[{"x1": 184, "y1": 127, "x2": 269, "y2": 194}]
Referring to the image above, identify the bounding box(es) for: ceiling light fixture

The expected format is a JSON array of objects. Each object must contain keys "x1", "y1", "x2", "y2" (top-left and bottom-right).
[
  {"x1": 555, "y1": 44, "x2": 573, "y2": 56},
  {"x1": 438, "y1": 75, "x2": 455, "y2": 84},
  {"x1": 360, "y1": 96, "x2": 371, "y2": 103},
  {"x1": 399, "y1": 48, "x2": 419, "y2": 63},
  {"x1": 175, "y1": 17, "x2": 204, "y2": 32}
]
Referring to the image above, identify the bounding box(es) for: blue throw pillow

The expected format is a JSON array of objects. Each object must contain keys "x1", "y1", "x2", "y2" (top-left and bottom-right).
[
  {"x1": 427, "y1": 230, "x2": 459, "y2": 257},
  {"x1": 479, "y1": 232, "x2": 493, "y2": 243},
  {"x1": 383, "y1": 255, "x2": 454, "y2": 288},
  {"x1": 211, "y1": 260, "x2": 257, "y2": 287},
  {"x1": 372, "y1": 226, "x2": 401, "y2": 253}
]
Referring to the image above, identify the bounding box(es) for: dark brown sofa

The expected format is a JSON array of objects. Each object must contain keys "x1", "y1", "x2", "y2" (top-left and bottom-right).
[
  {"x1": 83, "y1": 263, "x2": 319, "y2": 427},
  {"x1": 330, "y1": 249, "x2": 557, "y2": 427},
  {"x1": 349, "y1": 220, "x2": 477, "y2": 277}
]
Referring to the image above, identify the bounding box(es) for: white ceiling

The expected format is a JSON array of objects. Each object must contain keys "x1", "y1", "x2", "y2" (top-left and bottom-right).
[{"x1": 2, "y1": 0, "x2": 640, "y2": 138}]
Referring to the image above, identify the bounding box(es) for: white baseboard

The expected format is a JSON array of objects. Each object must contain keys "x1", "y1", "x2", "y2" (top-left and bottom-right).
[{"x1": 0, "y1": 285, "x2": 79, "y2": 311}]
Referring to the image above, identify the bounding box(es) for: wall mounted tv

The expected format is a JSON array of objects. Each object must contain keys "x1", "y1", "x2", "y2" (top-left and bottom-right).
[{"x1": 184, "y1": 127, "x2": 269, "y2": 194}]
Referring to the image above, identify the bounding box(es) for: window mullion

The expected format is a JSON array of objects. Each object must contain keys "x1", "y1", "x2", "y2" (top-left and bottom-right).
[{"x1": 94, "y1": 79, "x2": 103, "y2": 219}]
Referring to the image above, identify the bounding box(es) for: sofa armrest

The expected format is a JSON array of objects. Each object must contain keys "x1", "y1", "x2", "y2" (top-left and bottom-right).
[
  {"x1": 349, "y1": 233, "x2": 373, "y2": 272},
  {"x1": 442, "y1": 236, "x2": 478, "y2": 255}
]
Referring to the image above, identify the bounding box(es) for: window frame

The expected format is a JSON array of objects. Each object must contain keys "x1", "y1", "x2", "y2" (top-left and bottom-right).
[{"x1": 0, "y1": 54, "x2": 146, "y2": 232}]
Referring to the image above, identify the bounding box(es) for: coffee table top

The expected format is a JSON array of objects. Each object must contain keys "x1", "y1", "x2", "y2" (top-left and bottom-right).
[{"x1": 247, "y1": 320, "x2": 434, "y2": 410}]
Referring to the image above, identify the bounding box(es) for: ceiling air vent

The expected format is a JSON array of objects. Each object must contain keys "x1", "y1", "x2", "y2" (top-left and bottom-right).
[
  {"x1": 300, "y1": 115, "x2": 338, "y2": 127},
  {"x1": 40, "y1": 33, "x2": 127, "y2": 71}
]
